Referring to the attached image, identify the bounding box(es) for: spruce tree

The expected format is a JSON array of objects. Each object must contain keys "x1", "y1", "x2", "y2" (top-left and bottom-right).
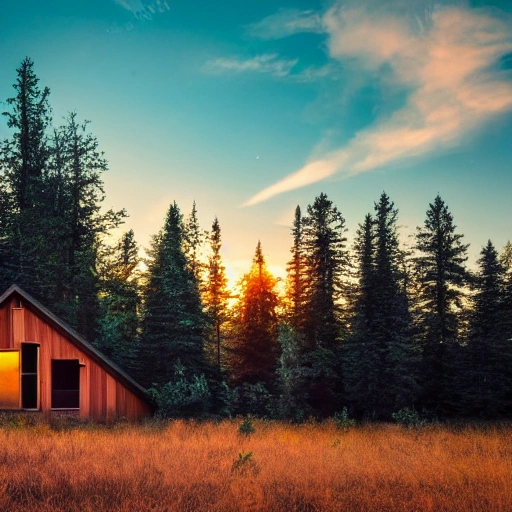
[
  {"x1": 97, "y1": 230, "x2": 141, "y2": 373},
  {"x1": 297, "y1": 193, "x2": 349, "y2": 416},
  {"x1": 302, "y1": 193, "x2": 349, "y2": 351},
  {"x1": 0, "y1": 57, "x2": 52, "y2": 296},
  {"x1": 371, "y1": 193, "x2": 417, "y2": 417},
  {"x1": 343, "y1": 213, "x2": 380, "y2": 417},
  {"x1": 230, "y1": 241, "x2": 279, "y2": 388},
  {"x1": 203, "y1": 217, "x2": 230, "y2": 372},
  {"x1": 139, "y1": 202, "x2": 206, "y2": 388},
  {"x1": 183, "y1": 201, "x2": 206, "y2": 288},
  {"x1": 345, "y1": 194, "x2": 418, "y2": 419},
  {"x1": 463, "y1": 241, "x2": 512, "y2": 417},
  {"x1": 285, "y1": 205, "x2": 308, "y2": 335},
  {"x1": 414, "y1": 195, "x2": 470, "y2": 414},
  {"x1": 51, "y1": 112, "x2": 125, "y2": 341}
]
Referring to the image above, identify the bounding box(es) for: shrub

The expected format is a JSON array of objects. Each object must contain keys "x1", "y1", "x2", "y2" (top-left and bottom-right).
[
  {"x1": 149, "y1": 364, "x2": 210, "y2": 419},
  {"x1": 334, "y1": 407, "x2": 356, "y2": 429},
  {"x1": 391, "y1": 407, "x2": 427, "y2": 428},
  {"x1": 231, "y1": 451, "x2": 259, "y2": 476},
  {"x1": 238, "y1": 416, "x2": 256, "y2": 435}
]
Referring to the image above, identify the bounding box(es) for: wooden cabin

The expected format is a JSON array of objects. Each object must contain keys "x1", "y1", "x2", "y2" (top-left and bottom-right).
[{"x1": 0, "y1": 285, "x2": 154, "y2": 421}]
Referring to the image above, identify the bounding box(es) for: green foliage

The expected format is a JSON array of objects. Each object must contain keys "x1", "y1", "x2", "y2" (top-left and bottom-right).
[
  {"x1": 301, "y1": 193, "x2": 349, "y2": 351},
  {"x1": 334, "y1": 407, "x2": 356, "y2": 430},
  {"x1": 149, "y1": 363, "x2": 210, "y2": 419},
  {"x1": 139, "y1": 201, "x2": 207, "y2": 387},
  {"x1": 238, "y1": 416, "x2": 255, "y2": 435},
  {"x1": 414, "y1": 195, "x2": 471, "y2": 414},
  {"x1": 344, "y1": 193, "x2": 419, "y2": 420},
  {"x1": 96, "y1": 230, "x2": 140, "y2": 372},
  {"x1": 203, "y1": 216, "x2": 230, "y2": 372},
  {"x1": 391, "y1": 407, "x2": 427, "y2": 428},
  {"x1": 229, "y1": 382, "x2": 273, "y2": 417},
  {"x1": 231, "y1": 451, "x2": 259, "y2": 475}
]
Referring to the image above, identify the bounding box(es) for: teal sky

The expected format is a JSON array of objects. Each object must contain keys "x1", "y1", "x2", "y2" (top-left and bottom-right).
[{"x1": 1, "y1": 0, "x2": 511, "y2": 282}]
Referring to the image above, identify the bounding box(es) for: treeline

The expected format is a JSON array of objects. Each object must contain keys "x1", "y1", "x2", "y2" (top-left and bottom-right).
[{"x1": 1, "y1": 59, "x2": 511, "y2": 421}]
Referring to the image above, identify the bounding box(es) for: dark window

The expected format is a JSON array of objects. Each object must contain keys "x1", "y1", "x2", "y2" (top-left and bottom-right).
[
  {"x1": 21, "y1": 344, "x2": 39, "y2": 409},
  {"x1": 52, "y1": 360, "x2": 79, "y2": 409}
]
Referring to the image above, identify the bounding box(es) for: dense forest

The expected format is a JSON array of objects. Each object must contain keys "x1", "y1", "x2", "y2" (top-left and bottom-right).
[{"x1": 1, "y1": 58, "x2": 511, "y2": 422}]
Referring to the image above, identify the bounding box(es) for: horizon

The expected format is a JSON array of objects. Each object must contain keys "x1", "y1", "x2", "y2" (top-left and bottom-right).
[{"x1": 1, "y1": 0, "x2": 511, "y2": 283}]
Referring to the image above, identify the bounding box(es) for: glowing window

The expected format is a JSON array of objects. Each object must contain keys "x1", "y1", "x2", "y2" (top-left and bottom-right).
[{"x1": 0, "y1": 350, "x2": 20, "y2": 409}]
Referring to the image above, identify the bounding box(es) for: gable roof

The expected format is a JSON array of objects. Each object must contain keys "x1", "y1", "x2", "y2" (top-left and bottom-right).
[{"x1": 0, "y1": 284, "x2": 154, "y2": 409}]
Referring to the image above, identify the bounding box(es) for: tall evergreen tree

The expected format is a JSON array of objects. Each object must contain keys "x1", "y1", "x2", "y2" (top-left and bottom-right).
[
  {"x1": 183, "y1": 201, "x2": 206, "y2": 288},
  {"x1": 414, "y1": 195, "x2": 470, "y2": 413},
  {"x1": 97, "y1": 230, "x2": 141, "y2": 372},
  {"x1": 1, "y1": 57, "x2": 51, "y2": 211},
  {"x1": 371, "y1": 193, "x2": 417, "y2": 416},
  {"x1": 285, "y1": 205, "x2": 308, "y2": 335},
  {"x1": 463, "y1": 240, "x2": 511, "y2": 417},
  {"x1": 0, "y1": 57, "x2": 52, "y2": 296},
  {"x1": 501, "y1": 241, "x2": 512, "y2": 340},
  {"x1": 230, "y1": 241, "x2": 279, "y2": 388},
  {"x1": 345, "y1": 194, "x2": 418, "y2": 419},
  {"x1": 302, "y1": 193, "x2": 349, "y2": 351},
  {"x1": 203, "y1": 217, "x2": 230, "y2": 371},
  {"x1": 343, "y1": 213, "x2": 379, "y2": 416},
  {"x1": 51, "y1": 112, "x2": 125, "y2": 341},
  {"x1": 139, "y1": 202, "x2": 206, "y2": 388},
  {"x1": 294, "y1": 193, "x2": 349, "y2": 416}
]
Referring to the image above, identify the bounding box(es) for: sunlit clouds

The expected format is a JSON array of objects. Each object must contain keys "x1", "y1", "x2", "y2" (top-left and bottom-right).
[{"x1": 244, "y1": 3, "x2": 512, "y2": 206}]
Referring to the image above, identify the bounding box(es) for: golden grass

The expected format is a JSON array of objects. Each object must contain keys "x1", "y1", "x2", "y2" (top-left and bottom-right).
[{"x1": 0, "y1": 419, "x2": 511, "y2": 511}]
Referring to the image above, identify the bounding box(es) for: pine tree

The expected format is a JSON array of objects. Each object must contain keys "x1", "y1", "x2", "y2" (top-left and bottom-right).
[
  {"x1": 203, "y1": 217, "x2": 230, "y2": 371},
  {"x1": 0, "y1": 57, "x2": 52, "y2": 296},
  {"x1": 139, "y1": 202, "x2": 206, "y2": 388},
  {"x1": 97, "y1": 230, "x2": 141, "y2": 372},
  {"x1": 302, "y1": 193, "x2": 349, "y2": 351},
  {"x1": 183, "y1": 201, "x2": 206, "y2": 288},
  {"x1": 414, "y1": 195, "x2": 470, "y2": 413},
  {"x1": 1, "y1": 57, "x2": 51, "y2": 211},
  {"x1": 294, "y1": 193, "x2": 349, "y2": 416},
  {"x1": 343, "y1": 213, "x2": 380, "y2": 417},
  {"x1": 50, "y1": 112, "x2": 125, "y2": 341},
  {"x1": 371, "y1": 193, "x2": 417, "y2": 417},
  {"x1": 463, "y1": 241, "x2": 512, "y2": 417},
  {"x1": 285, "y1": 205, "x2": 308, "y2": 335},
  {"x1": 230, "y1": 241, "x2": 279, "y2": 388},
  {"x1": 345, "y1": 194, "x2": 418, "y2": 419}
]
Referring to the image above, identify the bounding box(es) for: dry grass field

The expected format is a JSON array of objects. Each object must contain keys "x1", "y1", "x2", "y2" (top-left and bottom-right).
[{"x1": 0, "y1": 417, "x2": 511, "y2": 511}]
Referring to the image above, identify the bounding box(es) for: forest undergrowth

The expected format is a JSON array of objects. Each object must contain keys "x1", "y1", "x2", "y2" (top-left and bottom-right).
[{"x1": 0, "y1": 417, "x2": 511, "y2": 511}]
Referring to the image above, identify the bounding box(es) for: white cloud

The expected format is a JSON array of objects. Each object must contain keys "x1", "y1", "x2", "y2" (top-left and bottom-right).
[
  {"x1": 247, "y1": 8, "x2": 323, "y2": 40},
  {"x1": 113, "y1": 0, "x2": 170, "y2": 20},
  {"x1": 204, "y1": 54, "x2": 299, "y2": 78},
  {"x1": 244, "y1": 4, "x2": 512, "y2": 206}
]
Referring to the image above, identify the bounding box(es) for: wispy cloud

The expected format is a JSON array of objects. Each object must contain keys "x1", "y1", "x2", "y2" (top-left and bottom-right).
[
  {"x1": 113, "y1": 0, "x2": 170, "y2": 20},
  {"x1": 204, "y1": 54, "x2": 299, "y2": 78},
  {"x1": 247, "y1": 8, "x2": 323, "y2": 40},
  {"x1": 244, "y1": 4, "x2": 512, "y2": 206}
]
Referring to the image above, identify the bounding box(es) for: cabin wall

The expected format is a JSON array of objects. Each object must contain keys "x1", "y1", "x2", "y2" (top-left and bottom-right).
[{"x1": 0, "y1": 297, "x2": 152, "y2": 421}]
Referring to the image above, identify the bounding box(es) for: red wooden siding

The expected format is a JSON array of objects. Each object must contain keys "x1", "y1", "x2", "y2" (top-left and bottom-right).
[{"x1": 0, "y1": 295, "x2": 152, "y2": 421}]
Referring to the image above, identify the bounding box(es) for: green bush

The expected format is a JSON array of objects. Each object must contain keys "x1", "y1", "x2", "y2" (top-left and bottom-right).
[
  {"x1": 391, "y1": 407, "x2": 427, "y2": 427},
  {"x1": 334, "y1": 407, "x2": 356, "y2": 429},
  {"x1": 238, "y1": 416, "x2": 255, "y2": 435},
  {"x1": 149, "y1": 364, "x2": 210, "y2": 419}
]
